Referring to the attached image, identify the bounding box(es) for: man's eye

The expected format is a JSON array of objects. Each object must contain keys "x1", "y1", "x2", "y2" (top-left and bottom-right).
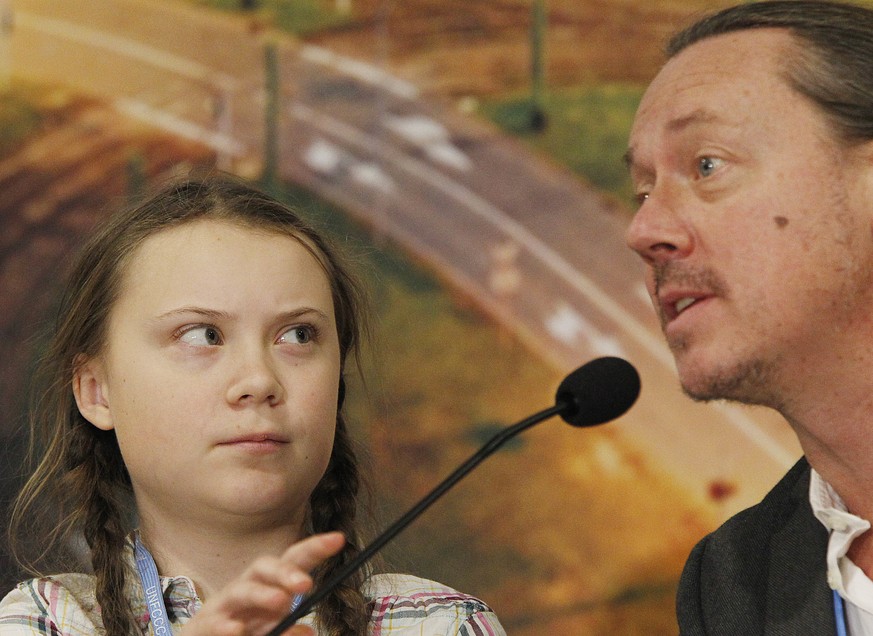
[
  {"x1": 697, "y1": 156, "x2": 722, "y2": 178},
  {"x1": 179, "y1": 326, "x2": 222, "y2": 346},
  {"x1": 279, "y1": 326, "x2": 315, "y2": 345}
]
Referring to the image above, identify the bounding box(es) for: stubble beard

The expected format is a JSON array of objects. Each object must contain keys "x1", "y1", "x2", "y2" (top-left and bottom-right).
[
  {"x1": 669, "y1": 334, "x2": 784, "y2": 409},
  {"x1": 653, "y1": 263, "x2": 782, "y2": 407}
]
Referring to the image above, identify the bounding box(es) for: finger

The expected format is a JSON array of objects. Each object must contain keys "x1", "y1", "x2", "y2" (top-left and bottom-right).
[
  {"x1": 278, "y1": 532, "x2": 345, "y2": 573},
  {"x1": 246, "y1": 555, "x2": 313, "y2": 593},
  {"x1": 219, "y1": 578, "x2": 300, "y2": 618}
]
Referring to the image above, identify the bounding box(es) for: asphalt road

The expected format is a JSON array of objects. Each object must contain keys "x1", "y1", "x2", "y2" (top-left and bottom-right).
[{"x1": 8, "y1": 0, "x2": 801, "y2": 519}]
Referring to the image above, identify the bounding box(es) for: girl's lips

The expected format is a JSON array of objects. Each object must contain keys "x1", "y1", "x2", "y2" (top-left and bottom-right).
[{"x1": 218, "y1": 433, "x2": 290, "y2": 446}]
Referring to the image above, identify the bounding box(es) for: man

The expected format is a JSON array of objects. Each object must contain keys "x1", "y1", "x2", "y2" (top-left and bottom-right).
[{"x1": 624, "y1": 1, "x2": 873, "y2": 633}]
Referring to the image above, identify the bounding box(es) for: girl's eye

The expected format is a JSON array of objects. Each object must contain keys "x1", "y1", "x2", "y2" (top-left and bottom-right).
[
  {"x1": 179, "y1": 326, "x2": 222, "y2": 346},
  {"x1": 697, "y1": 156, "x2": 723, "y2": 178},
  {"x1": 279, "y1": 326, "x2": 315, "y2": 345}
]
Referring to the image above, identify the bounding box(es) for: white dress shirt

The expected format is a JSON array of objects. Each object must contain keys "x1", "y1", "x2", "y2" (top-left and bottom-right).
[{"x1": 811, "y1": 468, "x2": 873, "y2": 635}]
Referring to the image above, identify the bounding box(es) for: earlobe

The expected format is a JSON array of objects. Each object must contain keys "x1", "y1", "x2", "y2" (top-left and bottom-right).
[{"x1": 72, "y1": 356, "x2": 115, "y2": 431}]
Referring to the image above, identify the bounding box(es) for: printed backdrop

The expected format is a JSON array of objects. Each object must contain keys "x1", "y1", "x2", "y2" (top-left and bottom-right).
[{"x1": 0, "y1": 1, "x2": 811, "y2": 633}]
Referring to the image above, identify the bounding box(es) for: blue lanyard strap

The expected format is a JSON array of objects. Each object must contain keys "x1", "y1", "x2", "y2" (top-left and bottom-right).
[
  {"x1": 834, "y1": 589, "x2": 849, "y2": 636},
  {"x1": 133, "y1": 534, "x2": 305, "y2": 634},
  {"x1": 134, "y1": 535, "x2": 173, "y2": 636}
]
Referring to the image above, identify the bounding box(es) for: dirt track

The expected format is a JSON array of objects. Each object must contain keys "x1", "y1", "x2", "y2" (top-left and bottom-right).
[{"x1": 307, "y1": 0, "x2": 738, "y2": 98}]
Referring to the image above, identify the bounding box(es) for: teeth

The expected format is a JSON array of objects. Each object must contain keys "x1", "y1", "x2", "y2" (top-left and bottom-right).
[{"x1": 675, "y1": 298, "x2": 697, "y2": 314}]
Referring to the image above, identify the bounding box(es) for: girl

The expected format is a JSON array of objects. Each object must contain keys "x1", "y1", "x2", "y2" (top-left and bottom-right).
[{"x1": 0, "y1": 177, "x2": 505, "y2": 636}]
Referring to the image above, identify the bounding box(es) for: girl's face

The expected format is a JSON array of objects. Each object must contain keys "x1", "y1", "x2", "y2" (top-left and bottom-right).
[{"x1": 74, "y1": 220, "x2": 341, "y2": 535}]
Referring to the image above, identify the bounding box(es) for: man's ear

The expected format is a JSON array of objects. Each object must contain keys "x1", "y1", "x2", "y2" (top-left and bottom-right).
[{"x1": 72, "y1": 355, "x2": 115, "y2": 431}]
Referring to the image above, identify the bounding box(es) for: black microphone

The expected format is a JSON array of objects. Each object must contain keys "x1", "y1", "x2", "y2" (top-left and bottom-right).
[
  {"x1": 556, "y1": 355, "x2": 642, "y2": 427},
  {"x1": 265, "y1": 356, "x2": 640, "y2": 636}
]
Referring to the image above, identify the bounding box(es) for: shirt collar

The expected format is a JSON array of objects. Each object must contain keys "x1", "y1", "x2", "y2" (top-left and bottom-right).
[{"x1": 809, "y1": 468, "x2": 873, "y2": 611}]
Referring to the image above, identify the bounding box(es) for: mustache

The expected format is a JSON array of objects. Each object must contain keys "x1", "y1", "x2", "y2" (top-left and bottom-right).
[{"x1": 653, "y1": 263, "x2": 729, "y2": 300}]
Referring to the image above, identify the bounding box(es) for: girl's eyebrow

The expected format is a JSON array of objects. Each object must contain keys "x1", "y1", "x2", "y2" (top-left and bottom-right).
[
  {"x1": 152, "y1": 307, "x2": 233, "y2": 322},
  {"x1": 275, "y1": 308, "x2": 331, "y2": 323},
  {"x1": 152, "y1": 306, "x2": 331, "y2": 322}
]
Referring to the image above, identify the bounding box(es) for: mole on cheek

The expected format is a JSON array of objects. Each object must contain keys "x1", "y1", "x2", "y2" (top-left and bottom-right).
[{"x1": 774, "y1": 216, "x2": 789, "y2": 229}]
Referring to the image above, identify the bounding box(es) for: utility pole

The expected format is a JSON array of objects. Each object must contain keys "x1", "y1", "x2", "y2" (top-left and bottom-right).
[
  {"x1": 529, "y1": 0, "x2": 547, "y2": 131},
  {"x1": 0, "y1": 0, "x2": 12, "y2": 94},
  {"x1": 263, "y1": 40, "x2": 279, "y2": 194}
]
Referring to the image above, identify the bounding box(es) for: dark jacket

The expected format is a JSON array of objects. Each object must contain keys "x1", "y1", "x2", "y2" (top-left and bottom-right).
[{"x1": 677, "y1": 458, "x2": 836, "y2": 635}]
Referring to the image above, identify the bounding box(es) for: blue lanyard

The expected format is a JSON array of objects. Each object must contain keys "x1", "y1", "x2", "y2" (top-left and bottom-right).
[
  {"x1": 134, "y1": 535, "x2": 173, "y2": 636},
  {"x1": 133, "y1": 535, "x2": 305, "y2": 634},
  {"x1": 834, "y1": 589, "x2": 849, "y2": 636}
]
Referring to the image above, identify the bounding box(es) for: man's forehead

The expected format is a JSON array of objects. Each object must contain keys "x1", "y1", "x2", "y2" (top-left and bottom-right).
[
  {"x1": 625, "y1": 105, "x2": 740, "y2": 173},
  {"x1": 641, "y1": 27, "x2": 795, "y2": 107},
  {"x1": 626, "y1": 30, "x2": 796, "y2": 164}
]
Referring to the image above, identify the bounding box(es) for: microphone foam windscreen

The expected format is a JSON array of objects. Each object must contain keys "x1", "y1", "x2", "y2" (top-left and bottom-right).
[{"x1": 555, "y1": 357, "x2": 641, "y2": 427}]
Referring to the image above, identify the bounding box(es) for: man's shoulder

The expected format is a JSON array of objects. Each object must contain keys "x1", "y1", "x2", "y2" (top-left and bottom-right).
[
  {"x1": 710, "y1": 456, "x2": 816, "y2": 545},
  {"x1": 677, "y1": 457, "x2": 834, "y2": 634}
]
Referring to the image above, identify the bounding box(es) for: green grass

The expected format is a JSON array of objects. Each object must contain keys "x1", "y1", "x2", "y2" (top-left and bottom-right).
[
  {"x1": 0, "y1": 85, "x2": 44, "y2": 157},
  {"x1": 479, "y1": 83, "x2": 644, "y2": 206},
  {"x1": 187, "y1": 0, "x2": 352, "y2": 35}
]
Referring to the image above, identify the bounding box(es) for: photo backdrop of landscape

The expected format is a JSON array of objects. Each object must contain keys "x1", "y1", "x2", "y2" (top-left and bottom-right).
[{"x1": 1, "y1": 0, "x2": 842, "y2": 632}]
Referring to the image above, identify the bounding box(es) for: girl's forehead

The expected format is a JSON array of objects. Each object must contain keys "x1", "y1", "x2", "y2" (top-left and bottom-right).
[
  {"x1": 125, "y1": 218, "x2": 319, "y2": 267},
  {"x1": 114, "y1": 220, "x2": 333, "y2": 306}
]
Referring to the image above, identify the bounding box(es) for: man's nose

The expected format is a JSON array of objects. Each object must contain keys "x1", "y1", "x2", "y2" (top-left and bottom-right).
[{"x1": 625, "y1": 187, "x2": 694, "y2": 266}]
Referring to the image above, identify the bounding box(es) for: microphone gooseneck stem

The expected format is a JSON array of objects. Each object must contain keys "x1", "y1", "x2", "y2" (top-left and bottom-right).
[{"x1": 265, "y1": 401, "x2": 569, "y2": 636}]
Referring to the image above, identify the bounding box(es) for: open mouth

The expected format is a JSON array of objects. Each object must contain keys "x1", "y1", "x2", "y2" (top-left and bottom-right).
[
  {"x1": 674, "y1": 297, "x2": 698, "y2": 315},
  {"x1": 661, "y1": 294, "x2": 708, "y2": 323}
]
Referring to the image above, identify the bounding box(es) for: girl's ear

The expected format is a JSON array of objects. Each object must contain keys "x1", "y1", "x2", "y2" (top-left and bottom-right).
[{"x1": 72, "y1": 356, "x2": 115, "y2": 431}]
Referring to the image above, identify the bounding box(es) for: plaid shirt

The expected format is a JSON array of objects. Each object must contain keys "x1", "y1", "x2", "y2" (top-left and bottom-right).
[{"x1": 0, "y1": 570, "x2": 505, "y2": 635}]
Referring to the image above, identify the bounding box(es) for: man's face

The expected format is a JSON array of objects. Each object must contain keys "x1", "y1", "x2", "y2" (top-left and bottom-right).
[{"x1": 625, "y1": 29, "x2": 873, "y2": 406}]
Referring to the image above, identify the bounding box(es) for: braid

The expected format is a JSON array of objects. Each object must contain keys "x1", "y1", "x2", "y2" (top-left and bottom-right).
[
  {"x1": 308, "y1": 414, "x2": 370, "y2": 636},
  {"x1": 67, "y1": 419, "x2": 138, "y2": 636}
]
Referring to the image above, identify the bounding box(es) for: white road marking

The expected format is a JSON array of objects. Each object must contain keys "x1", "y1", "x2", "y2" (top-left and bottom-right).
[
  {"x1": 17, "y1": 11, "x2": 236, "y2": 89},
  {"x1": 300, "y1": 44, "x2": 419, "y2": 100},
  {"x1": 303, "y1": 138, "x2": 396, "y2": 194},
  {"x1": 544, "y1": 303, "x2": 625, "y2": 357},
  {"x1": 383, "y1": 114, "x2": 472, "y2": 171},
  {"x1": 116, "y1": 98, "x2": 245, "y2": 156},
  {"x1": 303, "y1": 138, "x2": 343, "y2": 174},
  {"x1": 349, "y1": 161, "x2": 396, "y2": 194},
  {"x1": 635, "y1": 281, "x2": 653, "y2": 307}
]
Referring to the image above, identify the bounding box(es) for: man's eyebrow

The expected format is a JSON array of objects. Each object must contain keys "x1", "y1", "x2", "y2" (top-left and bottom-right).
[
  {"x1": 666, "y1": 108, "x2": 722, "y2": 133},
  {"x1": 624, "y1": 109, "x2": 727, "y2": 173}
]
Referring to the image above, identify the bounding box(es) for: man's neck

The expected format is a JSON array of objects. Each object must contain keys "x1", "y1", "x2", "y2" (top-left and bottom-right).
[
  {"x1": 787, "y1": 370, "x2": 873, "y2": 573},
  {"x1": 137, "y1": 510, "x2": 304, "y2": 601}
]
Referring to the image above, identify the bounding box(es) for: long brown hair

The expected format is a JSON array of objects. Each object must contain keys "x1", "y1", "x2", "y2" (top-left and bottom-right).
[{"x1": 9, "y1": 176, "x2": 372, "y2": 635}]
